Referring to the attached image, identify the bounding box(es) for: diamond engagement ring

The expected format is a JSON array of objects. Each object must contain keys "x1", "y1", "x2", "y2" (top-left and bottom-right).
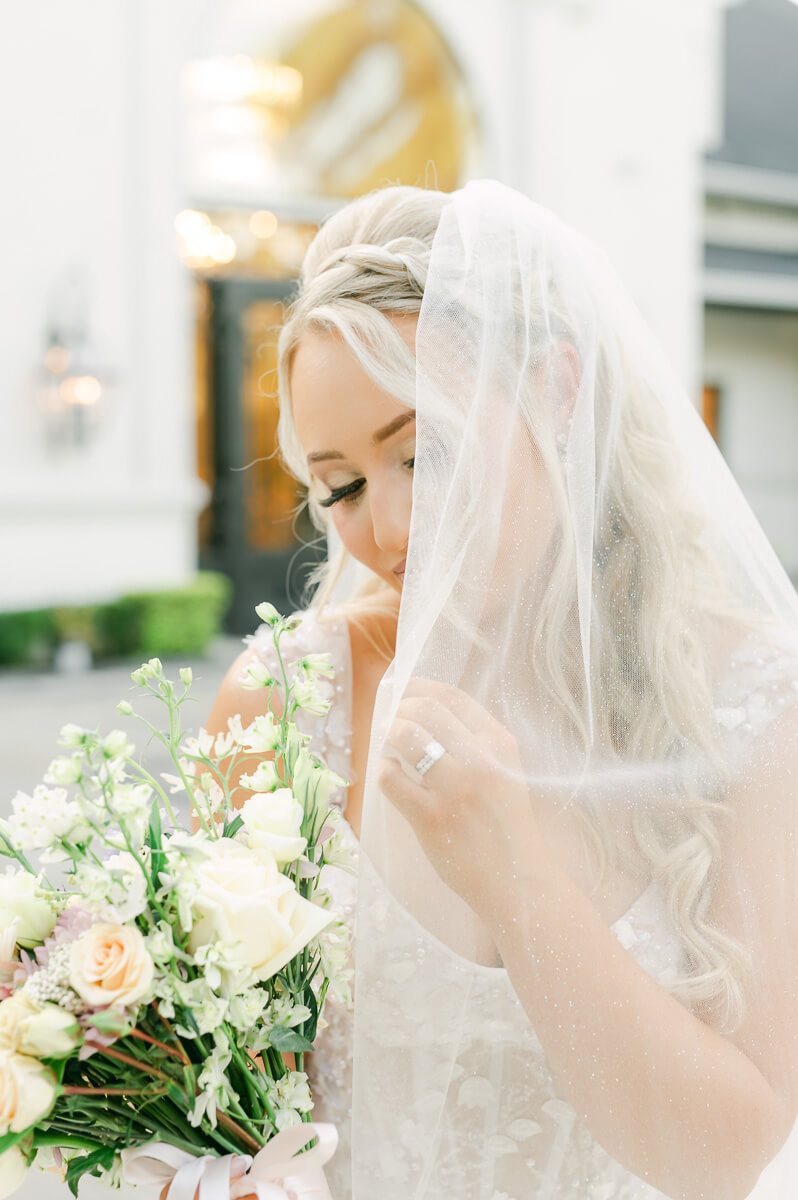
[{"x1": 415, "y1": 739, "x2": 447, "y2": 777}]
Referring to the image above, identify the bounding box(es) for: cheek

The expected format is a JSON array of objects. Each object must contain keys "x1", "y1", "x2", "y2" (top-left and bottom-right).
[{"x1": 330, "y1": 505, "x2": 375, "y2": 563}]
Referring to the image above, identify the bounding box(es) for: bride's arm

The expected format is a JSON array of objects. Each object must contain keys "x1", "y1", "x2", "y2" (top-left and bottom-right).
[{"x1": 381, "y1": 684, "x2": 798, "y2": 1200}]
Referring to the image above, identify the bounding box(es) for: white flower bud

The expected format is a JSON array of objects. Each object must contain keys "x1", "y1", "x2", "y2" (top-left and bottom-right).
[
  {"x1": 180, "y1": 667, "x2": 193, "y2": 687},
  {"x1": 255, "y1": 602, "x2": 282, "y2": 626}
]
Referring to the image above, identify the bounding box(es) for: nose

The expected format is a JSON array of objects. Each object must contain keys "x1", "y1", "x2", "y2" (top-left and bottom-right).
[{"x1": 369, "y1": 476, "x2": 411, "y2": 555}]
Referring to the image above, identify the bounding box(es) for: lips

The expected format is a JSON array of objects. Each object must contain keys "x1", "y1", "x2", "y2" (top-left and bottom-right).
[{"x1": 393, "y1": 557, "x2": 407, "y2": 580}]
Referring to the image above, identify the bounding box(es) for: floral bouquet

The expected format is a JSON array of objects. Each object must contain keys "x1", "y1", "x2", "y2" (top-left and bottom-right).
[{"x1": 0, "y1": 604, "x2": 353, "y2": 1199}]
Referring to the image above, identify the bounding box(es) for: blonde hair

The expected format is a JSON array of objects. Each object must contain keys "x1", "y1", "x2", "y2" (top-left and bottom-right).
[{"x1": 276, "y1": 183, "x2": 747, "y2": 1025}]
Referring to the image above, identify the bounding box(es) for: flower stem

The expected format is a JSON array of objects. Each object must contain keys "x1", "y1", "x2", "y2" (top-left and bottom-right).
[
  {"x1": 126, "y1": 758, "x2": 179, "y2": 827},
  {"x1": 152, "y1": 1005, "x2": 193, "y2": 1066},
  {"x1": 216, "y1": 1109, "x2": 262, "y2": 1153},
  {"x1": 128, "y1": 1027, "x2": 187, "y2": 1062},
  {"x1": 97, "y1": 1043, "x2": 173, "y2": 1083}
]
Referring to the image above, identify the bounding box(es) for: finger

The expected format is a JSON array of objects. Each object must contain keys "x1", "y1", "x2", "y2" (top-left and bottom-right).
[
  {"x1": 395, "y1": 694, "x2": 472, "y2": 753},
  {"x1": 383, "y1": 716, "x2": 460, "y2": 782},
  {"x1": 401, "y1": 677, "x2": 503, "y2": 738},
  {"x1": 378, "y1": 754, "x2": 427, "y2": 819}
]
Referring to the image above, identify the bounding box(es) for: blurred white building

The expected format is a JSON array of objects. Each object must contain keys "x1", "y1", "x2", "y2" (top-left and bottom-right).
[{"x1": 2, "y1": 0, "x2": 796, "y2": 635}]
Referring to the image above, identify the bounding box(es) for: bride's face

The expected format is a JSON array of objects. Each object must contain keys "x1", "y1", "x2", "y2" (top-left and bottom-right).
[{"x1": 290, "y1": 316, "x2": 419, "y2": 593}]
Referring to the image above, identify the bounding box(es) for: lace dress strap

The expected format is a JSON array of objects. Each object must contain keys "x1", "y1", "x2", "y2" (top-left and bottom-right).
[{"x1": 244, "y1": 609, "x2": 354, "y2": 815}]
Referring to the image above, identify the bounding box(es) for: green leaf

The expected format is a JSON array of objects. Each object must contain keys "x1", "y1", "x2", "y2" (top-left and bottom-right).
[
  {"x1": 301, "y1": 985, "x2": 319, "y2": 1044},
  {"x1": 223, "y1": 814, "x2": 244, "y2": 839},
  {"x1": 32, "y1": 1132, "x2": 101, "y2": 1152},
  {"x1": 268, "y1": 1027, "x2": 315, "y2": 1054},
  {"x1": 66, "y1": 1145, "x2": 117, "y2": 1194},
  {"x1": 0, "y1": 1130, "x2": 24, "y2": 1156},
  {"x1": 148, "y1": 796, "x2": 166, "y2": 887}
]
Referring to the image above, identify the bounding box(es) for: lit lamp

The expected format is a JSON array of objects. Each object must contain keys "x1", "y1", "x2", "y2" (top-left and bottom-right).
[{"x1": 38, "y1": 271, "x2": 111, "y2": 449}]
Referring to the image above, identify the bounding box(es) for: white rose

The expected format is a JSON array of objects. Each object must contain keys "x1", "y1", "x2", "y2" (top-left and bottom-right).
[
  {"x1": 0, "y1": 992, "x2": 80, "y2": 1059},
  {"x1": 188, "y1": 840, "x2": 334, "y2": 982},
  {"x1": 241, "y1": 789, "x2": 307, "y2": 864},
  {"x1": 0, "y1": 921, "x2": 19, "y2": 976},
  {"x1": 70, "y1": 923, "x2": 154, "y2": 1007},
  {"x1": 0, "y1": 1050, "x2": 57, "y2": 1133},
  {"x1": 0, "y1": 871, "x2": 58, "y2": 949},
  {"x1": 0, "y1": 1144, "x2": 27, "y2": 1197}
]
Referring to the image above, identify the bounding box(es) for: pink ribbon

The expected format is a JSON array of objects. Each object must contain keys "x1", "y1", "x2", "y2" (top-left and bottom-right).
[{"x1": 120, "y1": 1122, "x2": 338, "y2": 1200}]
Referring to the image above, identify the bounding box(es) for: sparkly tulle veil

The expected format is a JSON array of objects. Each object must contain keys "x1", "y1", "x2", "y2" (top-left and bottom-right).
[{"x1": 336, "y1": 181, "x2": 798, "y2": 1199}]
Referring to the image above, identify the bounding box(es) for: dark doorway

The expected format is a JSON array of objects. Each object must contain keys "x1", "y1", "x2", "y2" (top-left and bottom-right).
[{"x1": 198, "y1": 277, "x2": 324, "y2": 634}]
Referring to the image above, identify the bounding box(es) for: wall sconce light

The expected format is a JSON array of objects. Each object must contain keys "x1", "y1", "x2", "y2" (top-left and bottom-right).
[{"x1": 38, "y1": 269, "x2": 112, "y2": 449}]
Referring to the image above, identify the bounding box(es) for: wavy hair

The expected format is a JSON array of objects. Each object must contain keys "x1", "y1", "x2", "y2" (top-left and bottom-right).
[{"x1": 275, "y1": 184, "x2": 748, "y2": 1026}]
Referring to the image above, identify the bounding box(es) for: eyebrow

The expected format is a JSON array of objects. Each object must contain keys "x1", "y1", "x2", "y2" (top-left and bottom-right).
[{"x1": 306, "y1": 411, "x2": 415, "y2": 464}]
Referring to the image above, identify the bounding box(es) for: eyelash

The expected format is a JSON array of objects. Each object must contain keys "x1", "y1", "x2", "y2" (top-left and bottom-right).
[{"x1": 319, "y1": 458, "x2": 415, "y2": 509}]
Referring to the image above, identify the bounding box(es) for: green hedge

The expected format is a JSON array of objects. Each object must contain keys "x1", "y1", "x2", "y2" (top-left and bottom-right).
[
  {"x1": 0, "y1": 609, "x2": 56, "y2": 667},
  {"x1": 0, "y1": 573, "x2": 232, "y2": 668}
]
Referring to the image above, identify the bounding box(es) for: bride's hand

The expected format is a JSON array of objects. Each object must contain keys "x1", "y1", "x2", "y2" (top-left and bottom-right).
[{"x1": 378, "y1": 678, "x2": 551, "y2": 923}]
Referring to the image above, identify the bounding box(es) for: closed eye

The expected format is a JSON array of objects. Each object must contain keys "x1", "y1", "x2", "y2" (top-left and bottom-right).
[
  {"x1": 319, "y1": 478, "x2": 366, "y2": 508},
  {"x1": 318, "y1": 457, "x2": 414, "y2": 509}
]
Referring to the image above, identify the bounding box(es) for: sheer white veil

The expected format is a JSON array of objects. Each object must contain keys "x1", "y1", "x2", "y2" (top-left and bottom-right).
[{"x1": 333, "y1": 180, "x2": 798, "y2": 1199}]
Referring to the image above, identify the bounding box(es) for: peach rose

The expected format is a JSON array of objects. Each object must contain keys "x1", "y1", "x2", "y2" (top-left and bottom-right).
[
  {"x1": 70, "y1": 923, "x2": 154, "y2": 1007},
  {"x1": 0, "y1": 1050, "x2": 56, "y2": 1134}
]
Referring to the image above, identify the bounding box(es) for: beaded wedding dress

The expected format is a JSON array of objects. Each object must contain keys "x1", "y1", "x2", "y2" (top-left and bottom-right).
[{"x1": 249, "y1": 610, "x2": 798, "y2": 1200}]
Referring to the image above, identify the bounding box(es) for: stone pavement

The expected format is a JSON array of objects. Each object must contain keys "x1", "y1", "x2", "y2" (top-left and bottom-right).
[
  {"x1": 0, "y1": 635, "x2": 242, "y2": 1200},
  {"x1": 0, "y1": 636, "x2": 243, "y2": 803}
]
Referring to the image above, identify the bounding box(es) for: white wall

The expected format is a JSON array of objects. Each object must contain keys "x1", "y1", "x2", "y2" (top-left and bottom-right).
[
  {"x1": 0, "y1": 0, "x2": 202, "y2": 612},
  {"x1": 0, "y1": 0, "x2": 734, "y2": 614},
  {"x1": 426, "y1": 0, "x2": 736, "y2": 396},
  {"x1": 704, "y1": 305, "x2": 798, "y2": 577}
]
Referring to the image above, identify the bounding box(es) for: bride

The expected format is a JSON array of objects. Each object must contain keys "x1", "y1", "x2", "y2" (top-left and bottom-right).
[{"x1": 207, "y1": 180, "x2": 798, "y2": 1200}]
